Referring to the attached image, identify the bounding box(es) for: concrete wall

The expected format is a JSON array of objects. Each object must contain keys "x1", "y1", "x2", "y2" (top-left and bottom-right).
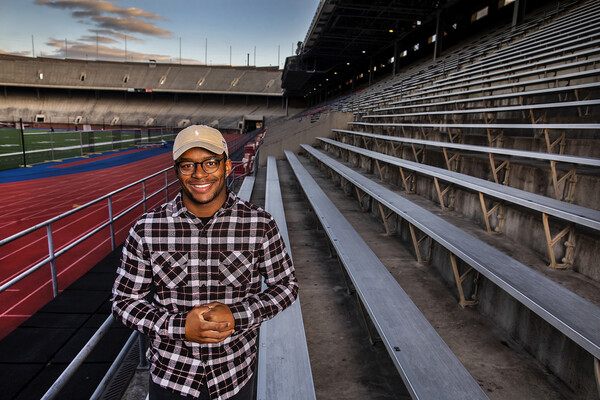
[{"x1": 258, "y1": 112, "x2": 354, "y2": 165}]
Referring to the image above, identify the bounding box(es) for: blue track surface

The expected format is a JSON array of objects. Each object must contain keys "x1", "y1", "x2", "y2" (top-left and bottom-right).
[{"x1": 0, "y1": 145, "x2": 172, "y2": 184}]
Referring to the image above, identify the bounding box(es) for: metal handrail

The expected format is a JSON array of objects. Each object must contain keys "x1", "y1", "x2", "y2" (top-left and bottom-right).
[
  {"x1": 0, "y1": 166, "x2": 178, "y2": 399},
  {"x1": 41, "y1": 315, "x2": 116, "y2": 400},
  {"x1": 0, "y1": 167, "x2": 178, "y2": 296}
]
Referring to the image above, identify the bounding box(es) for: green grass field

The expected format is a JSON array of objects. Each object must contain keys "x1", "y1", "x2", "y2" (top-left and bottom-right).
[{"x1": 0, "y1": 129, "x2": 176, "y2": 171}]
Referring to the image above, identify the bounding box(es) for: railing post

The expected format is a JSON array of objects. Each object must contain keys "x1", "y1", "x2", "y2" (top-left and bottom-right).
[
  {"x1": 142, "y1": 181, "x2": 147, "y2": 213},
  {"x1": 46, "y1": 224, "x2": 59, "y2": 297},
  {"x1": 137, "y1": 334, "x2": 149, "y2": 370},
  {"x1": 108, "y1": 196, "x2": 115, "y2": 251},
  {"x1": 165, "y1": 171, "x2": 169, "y2": 202}
]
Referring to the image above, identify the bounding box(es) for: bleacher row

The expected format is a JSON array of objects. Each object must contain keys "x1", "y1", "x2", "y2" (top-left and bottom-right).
[
  {"x1": 259, "y1": 0, "x2": 599, "y2": 398},
  {"x1": 0, "y1": 55, "x2": 283, "y2": 95}
]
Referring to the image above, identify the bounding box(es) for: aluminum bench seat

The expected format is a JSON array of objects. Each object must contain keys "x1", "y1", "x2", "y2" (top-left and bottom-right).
[
  {"x1": 285, "y1": 150, "x2": 489, "y2": 400},
  {"x1": 298, "y1": 144, "x2": 600, "y2": 364},
  {"x1": 256, "y1": 157, "x2": 316, "y2": 400}
]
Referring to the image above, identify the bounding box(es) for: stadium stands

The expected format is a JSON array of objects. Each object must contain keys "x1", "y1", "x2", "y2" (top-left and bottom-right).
[
  {"x1": 0, "y1": 56, "x2": 296, "y2": 130},
  {"x1": 275, "y1": 0, "x2": 600, "y2": 395}
]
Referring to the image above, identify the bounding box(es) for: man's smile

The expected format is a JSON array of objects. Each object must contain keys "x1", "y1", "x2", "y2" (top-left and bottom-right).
[{"x1": 189, "y1": 181, "x2": 215, "y2": 192}]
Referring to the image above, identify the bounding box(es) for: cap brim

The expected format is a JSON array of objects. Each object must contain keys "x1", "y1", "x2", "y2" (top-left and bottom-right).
[{"x1": 173, "y1": 142, "x2": 227, "y2": 160}]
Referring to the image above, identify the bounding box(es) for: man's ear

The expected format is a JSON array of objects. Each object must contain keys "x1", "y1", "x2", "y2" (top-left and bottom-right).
[{"x1": 225, "y1": 159, "x2": 232, "y2": 177}]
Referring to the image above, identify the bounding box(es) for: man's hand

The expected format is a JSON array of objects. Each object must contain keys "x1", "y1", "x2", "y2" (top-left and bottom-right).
[{"x1": 184, "y1": 302, "x2": 235, "y2": 343}]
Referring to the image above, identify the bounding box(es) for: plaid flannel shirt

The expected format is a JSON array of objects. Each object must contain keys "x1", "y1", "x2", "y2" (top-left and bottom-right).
[{"x1": 111, "y1": 190, "x2": 298, "y2": 399}]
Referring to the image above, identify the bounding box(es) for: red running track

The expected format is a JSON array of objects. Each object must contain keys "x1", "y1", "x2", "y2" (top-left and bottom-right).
[{"x1": 0, "y1": 151, "x2": 176, "y2": 340}]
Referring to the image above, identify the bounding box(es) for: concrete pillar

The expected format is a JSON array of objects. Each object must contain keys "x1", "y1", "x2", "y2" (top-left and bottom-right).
[
  {"x1": 512, "y1": 0, "x2": 526, "y2": 28},
  {"x1": 434, "y1": 9, "x2": 444, "y2": 61}
]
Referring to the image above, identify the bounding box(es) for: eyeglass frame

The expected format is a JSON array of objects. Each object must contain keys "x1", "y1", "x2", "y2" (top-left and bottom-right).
[{"x1": 175, "y1": 156, "x2": 227, "y2": 175}]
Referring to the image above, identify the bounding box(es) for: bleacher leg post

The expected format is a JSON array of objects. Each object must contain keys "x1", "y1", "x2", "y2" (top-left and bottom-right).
[
  {"x1": 550, "y1": 161, "x2": 577, "y2": 202},
  {"x1": 398, "y1": 167, "x2": 416, "y2": 194},
  {"x1": 375, "y1": 160, "x2": 388, "y2": 182},
  {"x1": 356, "y1": 297, "x2": 381, "y2": 346},
  {"x1": 409, "y1": 224, "x2": 432, "y2": 265},
  {"x1": 542, "y1": 213, "x2": 575, "y2": 269},
  {"x1": 544, "y1": 129, "x2": 566, "y2": 154},
  {"x1": 434, "y1": 177, "x2": 454, "y2": 211},
  {"x1": 354, "y1": 187, "x2": 370, "y2": 213},
  {"x1": 411, "y1": 144, "x2": 425, "y2": 163},
  {"x1": 489, "y1": 154, "x2": 511, "y2": 185},
  {"x1": 479, "y1": 193, "x2": 505, "y2": 234},
  {"x1": 378, "y1": 203, "x2": 396, "y2": 236},
  {"x1": 442, "y1": 147, "x2": 460, "y2": 171},
  {"x1": 449, "y1": 253, "x2": 478, "y2": 308}
]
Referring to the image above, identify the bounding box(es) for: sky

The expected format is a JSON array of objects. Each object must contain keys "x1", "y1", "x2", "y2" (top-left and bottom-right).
[{"x1": 0, "y1": 0, "x2": 321, "y2": 68}]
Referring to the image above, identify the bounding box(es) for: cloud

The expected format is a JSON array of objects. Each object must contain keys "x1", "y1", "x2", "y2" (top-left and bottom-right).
[
  {"x1": 88, "y1": 29, "x2": 143, "y2": 42},
  {"x1": 35, "y1": 0, "x2": 163, "y2": 19},
  {"x1": 93, "y1": 15, "x2": 171, "y2": 37},
  {"x1": 0, "y1": 49, "x2": 32, "y2": 56},
  {"x1": 79, "y1": 35, "x2": 119, "y2": 44},
  {"x1": 35, "y1": 0, "x2": 172, "y2": 38}
]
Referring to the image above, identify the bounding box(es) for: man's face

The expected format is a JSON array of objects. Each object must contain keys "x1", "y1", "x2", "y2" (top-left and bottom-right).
[{"x1": 175, "y1": 147, "x2": 232, "y2": 217}]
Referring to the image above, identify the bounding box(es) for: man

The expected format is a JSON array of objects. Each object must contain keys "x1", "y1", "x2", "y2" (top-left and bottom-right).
[{"x1": 112, "y1": 125, "x2": 298, "y2": 399}]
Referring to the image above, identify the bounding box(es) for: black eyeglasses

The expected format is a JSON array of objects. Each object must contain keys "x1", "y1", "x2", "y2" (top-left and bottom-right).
[{"x1": 176, "y1": 158, "x2": 226, "y2": 175}]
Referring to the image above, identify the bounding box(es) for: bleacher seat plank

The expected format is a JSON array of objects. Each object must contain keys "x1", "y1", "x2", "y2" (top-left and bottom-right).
[
  {"x1": 376, "y1": 82, "x2": 600, "y2": 113},
  {"x1": 363, "y1": 99, "x2": 600, "y2": 120},
  {"x1": 333, "y1": 129, "x2": 600, "y2": 168},
  {"x1": 256, "y1": 156, "x2": 316, "y2": 400},
  {"x1": 236, "y1": 175, "x2": 255, "y2": 202},
  {"x1": 350, "y1": 121, "x2": 600, "y2": 131},
  {"x1": 299, "y1": 144, "x2": 600, "y2": 361},
  {"x1": 285, "y1": 150, "x2": 489, "y2": 400},
  {"x1": 317, "y1": 137, "x2": 600, "y2": 232},
  {"x1": 387, "y1": 69, "x2": 600, "y2": 106}
]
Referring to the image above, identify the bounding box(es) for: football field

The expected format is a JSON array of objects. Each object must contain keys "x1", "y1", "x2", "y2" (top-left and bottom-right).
[{"x1": 0, "y1": 129, "x2": 174, "y2": 170}]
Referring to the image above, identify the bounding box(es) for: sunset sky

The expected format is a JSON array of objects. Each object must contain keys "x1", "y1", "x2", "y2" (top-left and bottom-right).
[{"x1": 0, "y1": 0, "x2": 321, "y2": 68}]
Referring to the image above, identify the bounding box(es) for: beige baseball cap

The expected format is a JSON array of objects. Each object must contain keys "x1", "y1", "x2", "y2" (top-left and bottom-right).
[{"x1": 173, "y1": 125, "x2": 228, "y2": 160}]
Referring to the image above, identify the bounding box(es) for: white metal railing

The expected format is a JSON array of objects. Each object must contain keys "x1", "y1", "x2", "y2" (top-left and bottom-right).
[
  {"x1": 0, "y1": 167, "x2": 177, "y2": 399},
  {"x1": 0, "y1": 167, "x2": 177, "y2": 296}
]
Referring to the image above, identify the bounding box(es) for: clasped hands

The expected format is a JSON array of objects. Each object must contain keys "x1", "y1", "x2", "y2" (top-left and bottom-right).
[{"x1": 184, "y1": 302, "x2": 235, "y2": 343}]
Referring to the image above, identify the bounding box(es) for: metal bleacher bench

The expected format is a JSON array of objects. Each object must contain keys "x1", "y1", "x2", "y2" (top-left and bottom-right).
[
  {"x1": 296, "y1": 145, "x2": 600, "y2": 371},
  {"x1": 285, "y1": 150, "x2": 489, "y2": 400},
  {"x1": 255, "y1": 157, "x2": 316, "y2": 400},
  {"x1": 317, "y1": 137, "x2": 600, "y2": 269},
  {"x1": 373, "y1": 82, "x2": 600, "y2": 114},
  {"x1": 386, "y1": 68, "x2": 600, "y2": 107},
  {"x1": 235, "y1": 175, "x2": 255, "y2": 202},
  {"x1": 349, "y1": 120, "x2": 600, "y2": 157},
  {"x1": 332, "y1": 128, "x2": 600, "y2": 203}
]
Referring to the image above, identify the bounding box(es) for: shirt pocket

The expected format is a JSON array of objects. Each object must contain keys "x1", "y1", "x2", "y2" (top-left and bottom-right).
[
  {"x1": 151, "y1": 251, "x2": 189, "y2": 289},
  {"x1": 218, "y1": 250, "x2": 254, "y2": 287}
]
